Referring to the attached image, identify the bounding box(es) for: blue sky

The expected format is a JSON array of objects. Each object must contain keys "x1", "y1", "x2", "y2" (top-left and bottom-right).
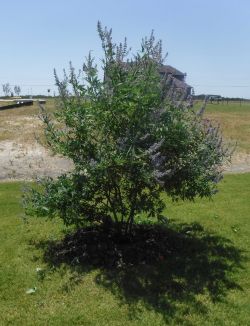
[{"x1": 0, "y1": 0, "x2": 249, "y2": 98}]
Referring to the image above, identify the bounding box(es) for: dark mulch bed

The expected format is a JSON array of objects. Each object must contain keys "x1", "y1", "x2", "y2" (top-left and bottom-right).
[
  {"x1": 44, "y1": 224, "x2": 177, "y2": 268},
  {"x1": 34, "y1": 222, "x2": 243, "y2": 321},
  {"x1": 40, "y1": 222, "x2": 242, "y2": 271}
]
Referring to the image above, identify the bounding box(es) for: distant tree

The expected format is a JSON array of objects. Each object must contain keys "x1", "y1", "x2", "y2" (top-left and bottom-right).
[
  {"x1": 47, "y1": 89, "x2": 51, "y2": 97},
  {"x1": 24, "y1": 23, "x2": 231, "y2": 237},
  {"x1": 2, "y1": 83, "x2": 11, "y2": 97},
  {"x1": 14, "y1": 85, "x2": 21, "y2": 96}
]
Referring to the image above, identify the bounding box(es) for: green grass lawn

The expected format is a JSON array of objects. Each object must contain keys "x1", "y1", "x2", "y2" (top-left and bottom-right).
[{"x1": 0, "y1": 174, "x2": 249, "y2": 325}]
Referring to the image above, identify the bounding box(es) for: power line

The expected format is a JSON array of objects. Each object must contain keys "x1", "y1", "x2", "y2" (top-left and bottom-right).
[
  {"x1": 1, "y1": 83, "x2": 249, "y2": 88},
  {"x1": 192, "y1": 84, "x2": 250, "y2": 88},
  {"x1": 7, "y1": 84, "x2": 54, "y2": 87}
]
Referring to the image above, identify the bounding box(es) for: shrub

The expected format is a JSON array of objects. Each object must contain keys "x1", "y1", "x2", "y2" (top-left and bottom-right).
[{"x1": 24, "y1": 23, "x2": 231, "y2": 236}]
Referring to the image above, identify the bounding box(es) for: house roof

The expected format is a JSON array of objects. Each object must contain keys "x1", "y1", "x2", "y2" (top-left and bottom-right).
[
  {"x1": 159, "y1": 65, "x2": 185, "y2": 76},
  {"x1": 120, "y1": 62, "x2": 185, "y2": 76}
]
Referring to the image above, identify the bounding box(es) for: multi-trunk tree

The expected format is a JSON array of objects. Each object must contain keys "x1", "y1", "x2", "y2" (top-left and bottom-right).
[{"x1": 24, "y1": 23, "x2": 231, "y2": 236}]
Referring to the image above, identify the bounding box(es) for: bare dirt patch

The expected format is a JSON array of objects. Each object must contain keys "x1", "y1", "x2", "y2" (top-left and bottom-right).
[
  {"x1": 0, "y1": 100, "x2": 250, "y2": 181},
  {"x1": 0, "y1": 140, "x2": 73, "y2": 181},
  {"x1": 0, "y1": 137, "x2": 249, "y2": 182},
  {"x1": 225, "y1": 152, "x2": 250, "y2": 173},
  {"x1": 0, "y1": 101, "x2": 72, "y2": 181}
]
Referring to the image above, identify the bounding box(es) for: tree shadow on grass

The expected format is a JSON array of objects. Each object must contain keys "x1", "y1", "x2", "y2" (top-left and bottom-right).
[{"x1": 35, "y1": 221, "x2": 244, "y2": 323}]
